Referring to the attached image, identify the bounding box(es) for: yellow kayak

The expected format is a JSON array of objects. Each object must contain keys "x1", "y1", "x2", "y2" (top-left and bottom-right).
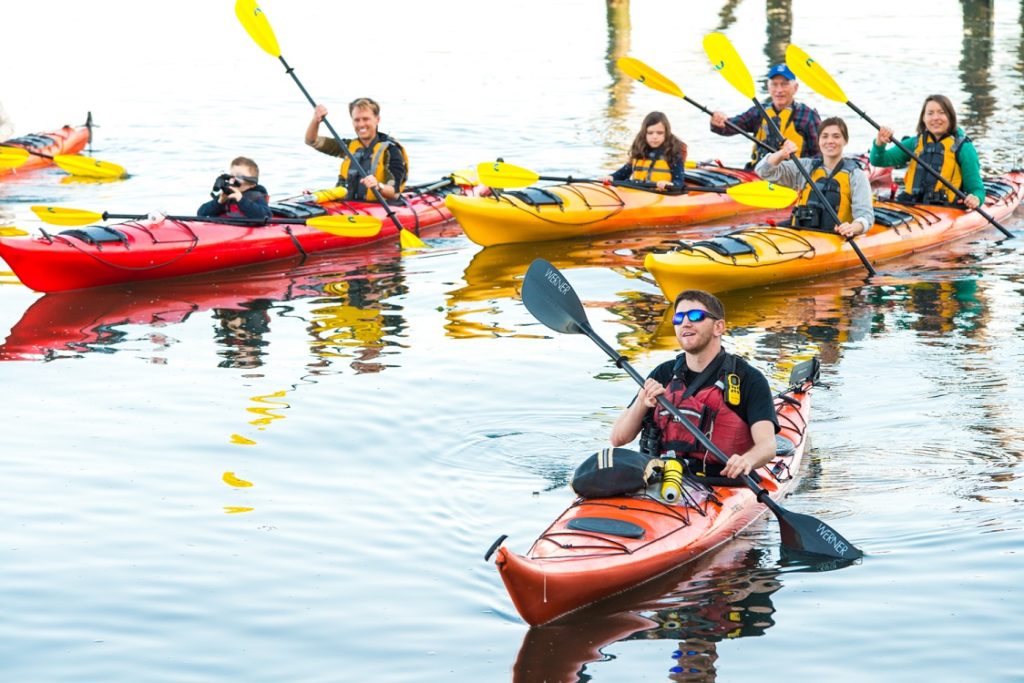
[{"x1": 645, "y1": 173, "x2": 1024, "y2": 297}]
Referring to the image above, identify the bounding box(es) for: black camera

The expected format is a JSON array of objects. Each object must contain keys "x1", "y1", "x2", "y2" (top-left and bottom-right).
[{"x1": 211, "y1": 173, "x2": 241, "y2": 199}]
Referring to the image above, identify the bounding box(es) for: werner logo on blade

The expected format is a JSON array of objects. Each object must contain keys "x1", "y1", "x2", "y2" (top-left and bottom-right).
[{"x1": 544, "y1": 267, "x2": 571, "y2": 295}]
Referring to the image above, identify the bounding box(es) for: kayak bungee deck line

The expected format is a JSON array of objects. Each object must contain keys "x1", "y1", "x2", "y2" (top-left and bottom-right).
[
  {"x1": 0, "y1": 125, "x2": 90, "y2": 176},
  {"x1": 644, "y1": 172, "x2": 1024, "y2": 298}
]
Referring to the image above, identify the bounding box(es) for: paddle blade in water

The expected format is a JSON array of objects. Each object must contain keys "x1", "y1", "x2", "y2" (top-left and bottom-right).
[
  {"x1": 0, "y1": 147, "x2": 30, "y2": 169},
  {"x1": 31, "y1": 205, "x2": 104, "y2": 226},
  {"x1": 616, "y1": 56, "x2": 685, "y2": 99},
  {"x1": 521, "y1": 259, "x2": 589, "y2": 335},
  {"x1": 785, "y1": 44, "x2": 848, "y2": 103},
  {"x1": 772, "y1": 503, "x2": 864, "y2": 560},
  {"x1": 399, "y1": 228, "x2": 428, "y2": 249},
  {"x1": 703, "y1": 32, "x2": 755, "y2": 100},
  {"x1": 476, "y1": 161, "x2": 540, "y2": 189},
  {"x1": 726, "y1": 180, "x2": 798, "y2": 209},
  {"x1": 306, "y1": 214, "x2": 383, "y2": 237},
  {"x1": 235, "y1": 0, "x2": 282, "y2": 58},
  {"x1": 53, "y1": 155, "x2": 127, "y2": 179}
]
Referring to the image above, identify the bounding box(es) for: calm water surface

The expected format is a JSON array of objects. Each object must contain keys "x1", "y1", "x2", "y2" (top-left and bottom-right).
[{"x1": 1, "y1": 1, "x2": 1023, "y2": 681}]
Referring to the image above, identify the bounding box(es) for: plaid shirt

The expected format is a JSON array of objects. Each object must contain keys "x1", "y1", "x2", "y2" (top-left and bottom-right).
[{"x1": 711, "y1": 100, "x2": 821, "y2": 161}]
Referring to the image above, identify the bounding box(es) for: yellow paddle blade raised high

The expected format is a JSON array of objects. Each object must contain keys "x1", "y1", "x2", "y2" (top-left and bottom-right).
[
  {"x1": 31, "y1": 205, "x2": 102, "y2": 226},
  {"x1": 235, "y1": 0, "x2": 281, "y2": 58},
  {"x1": 307, "y1": 214, "x2": 383, "y2": 238},
  {"x1": 477, "y1": 161, "x2": 540, "y2": 189},
  {"x1": 616, "y1": 57, "x2": 685, "y2": 99},
  {"x1": 53, "y1": 155, "x2": 128, "y2": 179},
  {"x1": 702, "y1": 32, "x2": 755, "y2": 99},
  {"x1": 725, "y1": 180, "x2": 797, "y2": 209},
  {"x1": 0, "y1": 147, "x2": 31, "y2": 169},
  {"x1": 785, "y1": 44, "x2": 848, "y2": 104}
]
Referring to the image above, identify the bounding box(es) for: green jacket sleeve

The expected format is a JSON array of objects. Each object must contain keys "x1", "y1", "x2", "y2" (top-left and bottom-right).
[
  {"x1": 868, "y1": 135, "x2": 915, "y2": 169},
  {"x1": 955, "y1": 139, "x2": 986, "y2": 206}
]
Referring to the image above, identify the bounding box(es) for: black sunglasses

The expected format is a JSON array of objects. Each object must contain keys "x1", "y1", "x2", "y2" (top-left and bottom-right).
[{"x1": 672, "y1": 309, "x2": 718, "y2": 325}]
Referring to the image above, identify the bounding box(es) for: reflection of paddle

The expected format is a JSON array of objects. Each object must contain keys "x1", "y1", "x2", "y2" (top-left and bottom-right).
[
  {"x1": 477, "y1": 161, "x2": 796, "y2": 209},
  {"x1": 703, "y1": 33, "x2": 876, "y2": 277},
  {"x1": 617, "y1": 56, "x2": 775, "y2": 154},
  {"x1": 31, "y1": 205, "x2": 382, "y2": 238},
  {"x1": 520, "y1": 258, "x2": 863, "y2": 560},
  {"x1": 785, "y1": 44, "x2": 1013, "y2": 240},
  {"x1": 0, "y1": 146, "x2": 127, "y2": 179},
  {"x1": 234, "y1": 0, "x2": 426, "y2": 249}
]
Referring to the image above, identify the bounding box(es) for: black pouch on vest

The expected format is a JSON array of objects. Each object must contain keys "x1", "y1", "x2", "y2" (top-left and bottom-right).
[{"x1": 571, "y1": 448, "x2": 657, "y2": 499}]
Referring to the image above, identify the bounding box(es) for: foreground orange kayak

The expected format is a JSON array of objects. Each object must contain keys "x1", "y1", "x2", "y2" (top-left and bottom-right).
[
  {"x1": 1, "y1": 125, "x2": 90, "y2": 176},
  {"x1": 492, "y1": 361, "x2": 817, "y2": 626},
  {"x1": 645, "y1": 172, "x2": 1024, "y2": 297}
]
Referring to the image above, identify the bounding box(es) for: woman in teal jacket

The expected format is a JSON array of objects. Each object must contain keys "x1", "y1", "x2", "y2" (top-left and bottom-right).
[{"x1": 870, "y1": 94, "x2": 985, "y2": 209}]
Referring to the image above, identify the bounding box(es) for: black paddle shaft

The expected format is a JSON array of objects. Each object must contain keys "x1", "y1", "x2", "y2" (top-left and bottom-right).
[
  {"x1": 277, "y1": 55, "x2": 402, "y2": 227},
  {"x1": 753, "y1": 99, "x2": 877, "y2": 276},
  {"x1": 520, "y1": 258, "x2": 864, "y2": 560},
  {"x1": 847, "y1": 101, "x2": 1013, "y2": 239},
  {"x1": 692, "y1": 96, "x2": 775, "y2": 153}
]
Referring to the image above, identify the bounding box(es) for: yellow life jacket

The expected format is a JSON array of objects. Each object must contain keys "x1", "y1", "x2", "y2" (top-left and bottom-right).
[
  {"x1": 793, "y1": 158, "x2": 856, "y2": 231},
  {"x1": 903, "y1": 132, "x2": 966, "y2": 204},
  {"x1": 630, "y1": 153, "x2": 674, "y2": 184},
  {"x1": 752, "y1": 106, "x2": 806, "y2": 167},
  {"x1": 338, "y1": 135, "x2": 409, "y2": 201}
]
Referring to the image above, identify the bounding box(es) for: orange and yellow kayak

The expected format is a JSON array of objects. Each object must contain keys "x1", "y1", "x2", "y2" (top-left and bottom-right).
[
  {"x1": 446, "y1": 165, "x2": 776, "y2": 246},
  {"x1": 493, "y1": 362, "x2": 817, "y2": 626},
  {"x1": 645, "y1": 172, "x2": 1024, "y2": 298},
  {"x1": 1, "y1": 125, "x2": 90, "y2": 176}
]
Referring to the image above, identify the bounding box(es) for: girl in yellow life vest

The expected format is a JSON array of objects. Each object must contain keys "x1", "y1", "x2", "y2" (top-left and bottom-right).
[
  {"x1": 602, "y1": 112, "x2": 687, "y2": 191},
  {"x1": 755, "y1": 117, "x2": 874, "y2": 238},
  {"x1": 870, "y1": 94, "x2": 985, "y2": 210},
  {"x1": 303, "y1": 98, "x2": 408, "y2": 202}
]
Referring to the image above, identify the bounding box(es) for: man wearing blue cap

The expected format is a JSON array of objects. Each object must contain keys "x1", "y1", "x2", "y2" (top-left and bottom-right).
[{"x1": 710, "y1": 64, "x2": 821, "y2": 170}]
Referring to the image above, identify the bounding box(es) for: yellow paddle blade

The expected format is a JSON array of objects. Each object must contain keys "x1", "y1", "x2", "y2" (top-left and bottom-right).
[
  {"x1": 306, "y1": 213, "x2": 383, "y2": 237},
  {"x1": 785, "y1": 44, "x2": 848, "y2": 104},
  {"x1": 399, "y1": 227, "x2": 428, "y2": 249},
  {"x1": 702, "y1": 32, "x2": 755, "y2": 100},
  {"x1": 53, "y1": 155, "x2": 127, "y2": 179},
  {"x1": 235, "y1": 0, "x2": 282, "y2": 58},
  {"x1": 616, "y1": 56, "x2": 685, "y2": 99},
  {"x1": 31, "y1": 205, "x2": 104, "y2": 226},
  {"x1": 476, "y1": 161, "x2": 540, "y2": 189},
  {"x1": 724, "y1": 180, "x2": 797, "y2": 209},
  {"x1": 450, "y1": 168, "x2": 479, "y2": 186},
  {"x1": 0, "y1": 227, "x2": 30, "y2": 237},
  {"x1": 0, "y1": 147, "x2": 30, "y2": 168}
]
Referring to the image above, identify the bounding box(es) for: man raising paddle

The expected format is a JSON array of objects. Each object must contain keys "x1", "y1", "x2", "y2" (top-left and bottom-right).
[
  {"x1": 304, "y1": 98, "x2": 408, "y2": 202},
  {"x1": 610, "y1": 290, "x2": 779, "y2": 480}
]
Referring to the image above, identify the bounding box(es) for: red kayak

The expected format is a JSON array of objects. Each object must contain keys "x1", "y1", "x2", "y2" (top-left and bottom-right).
[
  {"x1": 493, "y1": 359, "x2": 819, "y2": 626},
  {"x1": 1, "y1": 124, "x2": 90, "y2": 176},
  {"x1": 0, "y1": 178, "x2": 473, "y2": 292}
]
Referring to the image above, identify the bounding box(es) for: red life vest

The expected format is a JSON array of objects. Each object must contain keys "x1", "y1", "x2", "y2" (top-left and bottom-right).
[{"x1": 651, "y1": 353, "x2": 755, "y2": 469}]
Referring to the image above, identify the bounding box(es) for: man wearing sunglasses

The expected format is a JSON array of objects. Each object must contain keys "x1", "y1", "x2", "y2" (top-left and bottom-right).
[
  {"x1": 610, "y1": 290, "x2": 779, "y2": 480},
  {"x1": 198, "y1": 156, "x2": 272, "y2": 220}
]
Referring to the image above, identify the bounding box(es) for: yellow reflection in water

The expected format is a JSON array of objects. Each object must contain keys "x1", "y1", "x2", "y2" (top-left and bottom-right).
[
  {"x1": 230, "y1": 434, "x2": 258, "y2": 445},
  {"x1": 223, "y1": 507, "x2": 254, "y2": 514},
  {"x1": 222, "y1": 471, "x2": 254, "y2": 488},
  {"x1": 247, "y1": 390, "x2": 290, "y2": 427}
]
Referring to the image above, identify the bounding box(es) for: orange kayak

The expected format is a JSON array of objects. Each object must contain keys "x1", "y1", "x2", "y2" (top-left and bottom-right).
[
  {"x1": 493, "y1": 361, "x2": 817, "y2": 626},
  {"x1": 1, "y1": 125, "x2": 90, "y2": 176},
  {"x1": 645, "y1": 172, "x2": 1024, "y2": 298}
]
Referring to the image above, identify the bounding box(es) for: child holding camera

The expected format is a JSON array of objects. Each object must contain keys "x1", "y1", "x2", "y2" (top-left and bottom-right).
[{"x1": 197, "y1": 156, "x2": 272, "y2": 219}]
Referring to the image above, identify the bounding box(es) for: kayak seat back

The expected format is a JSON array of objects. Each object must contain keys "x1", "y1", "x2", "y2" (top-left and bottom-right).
[
  {"x1": 687, "y1": 236, "x2": 756, "y2": 257},
  {"x1": 504, "y1": 188, "x2": 564, "y2": 207},
  {"x1": 3, "y1": 134, "x2": 56, "y2": 148},
  {"x1": 565, "y1": 516, "x2": 645, "y2": 539},
  {"x1": 775, "y1": 434, "x2": 796, "y2": 457},
  {"x1": 686, "y1": 168, "x2": 741, "y2": 187},
  {"x1": 59, "y1": 226, "x2": 128, "y2": 246},
  {"x1": 268, "y1": 201, "x2": 328, "y2": 219},
  {"x1": 983, "y1": 179, "x2": 1014, "y2": 200}
]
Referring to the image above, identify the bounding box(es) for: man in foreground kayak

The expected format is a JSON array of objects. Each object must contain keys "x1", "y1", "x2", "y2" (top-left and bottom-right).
[
  {"x1": 197, "y1": 156, "x2": 272, "y2": 219},
  {"x1": 304, "y1": 98, "x2": 408, "y2": 202},
  {"x1": 709, "y1": 64, "x2": 821, "y2": 170},
  {"x1": 610, "y1": 291, "x2": 779, "y2": 479}
]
